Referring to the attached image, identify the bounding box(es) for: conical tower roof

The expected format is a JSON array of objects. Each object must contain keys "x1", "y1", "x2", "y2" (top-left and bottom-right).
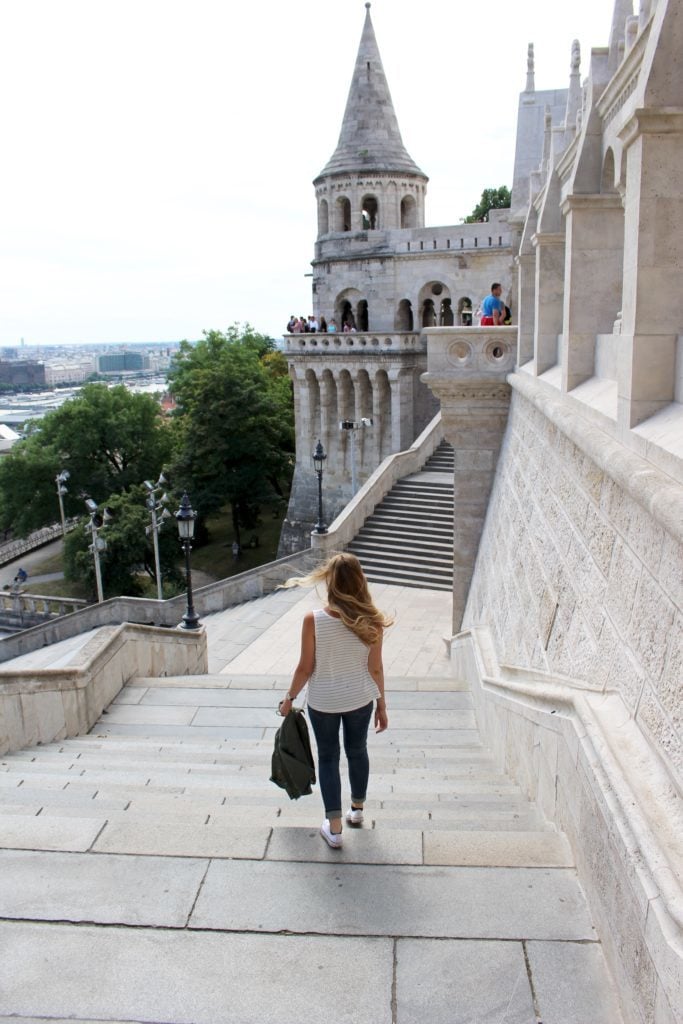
[{"x1": 315, "y1": 3, "x2": 426, "y2": 181}]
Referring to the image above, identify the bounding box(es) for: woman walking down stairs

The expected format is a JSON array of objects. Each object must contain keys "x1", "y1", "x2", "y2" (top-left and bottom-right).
[{"x1": 0, "y1": 582, "x2": 624, "y2": 1023}]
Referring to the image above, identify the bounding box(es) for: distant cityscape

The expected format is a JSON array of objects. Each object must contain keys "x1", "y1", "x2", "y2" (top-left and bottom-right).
[{"x1": 0, "y1": 340, "x2": 184, "y2": 390}]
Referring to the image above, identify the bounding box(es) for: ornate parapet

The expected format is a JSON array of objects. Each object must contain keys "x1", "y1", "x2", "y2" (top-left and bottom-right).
[
  {"x1": 421, "y1": 327, "x2": 517, "y2": 631},
  {"x1": 283, "y1": 331, "x2": 425, "y2": 356}
]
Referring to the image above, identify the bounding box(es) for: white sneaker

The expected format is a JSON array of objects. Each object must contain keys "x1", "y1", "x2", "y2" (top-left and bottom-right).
[
  {"x1": 320, "y1": 819, "x2": 343, "y2": 849},
  {"x1": 346, "y1": 806, "x2": 364, "y2": 826}
]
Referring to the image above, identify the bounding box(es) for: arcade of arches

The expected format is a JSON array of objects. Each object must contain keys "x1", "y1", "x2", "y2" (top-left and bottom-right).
[{"x1": 291, "y1": 363, "x2": 435, "y2": 486}]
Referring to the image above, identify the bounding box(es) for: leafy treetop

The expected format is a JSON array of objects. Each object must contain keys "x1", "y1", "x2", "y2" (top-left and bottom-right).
[{"x1": 464, "y1": 186, "x2": 511, "y2": 223}]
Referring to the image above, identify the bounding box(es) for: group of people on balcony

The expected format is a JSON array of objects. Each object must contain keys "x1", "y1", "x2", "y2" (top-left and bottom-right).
[{"x1": 286, "y1": 315, "x2": 358, "y2": 335}]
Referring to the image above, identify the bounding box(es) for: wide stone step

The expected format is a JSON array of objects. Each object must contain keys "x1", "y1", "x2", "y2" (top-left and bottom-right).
[
  {"x1": 356, "y1": 559, "x2": 453, "y2": 585},
  {"x1": 362, "y1": 571, "x2": 453, "y2": 592},
  {"x1": 353, "y1": 528, "x2": 453, "y2": 548},
  {"x1": 348, "y1": 544, "x2": 453, "y2": 570},
  {"x1": 367, "y1": 511, "x2": 453, "y2": 528}
]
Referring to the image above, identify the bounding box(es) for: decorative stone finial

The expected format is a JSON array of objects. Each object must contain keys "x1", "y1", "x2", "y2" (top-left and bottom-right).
[
  {"x1": 365, "y1": 2, "x2": 371, "y2": 8},
  {"x1": 571, "y1": 39, "x2": 580, "y2": 72},
  {"x1": 526, "y1": 42, "x2": 535, "y2": 91}
]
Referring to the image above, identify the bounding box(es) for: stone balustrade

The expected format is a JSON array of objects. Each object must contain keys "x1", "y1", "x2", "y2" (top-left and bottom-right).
[
  {"x1": 0, "y1": 520, "x2": 78, "y2": 567},
  {"x1": 0, "y1": 591, "x2": 87, "y2": 631},
  {"x1": 283, "y1": 332, "x2": 425, "y2": 354},
  {"x1": 0, "y1": 622, "x2": 207, "y2": 755}
]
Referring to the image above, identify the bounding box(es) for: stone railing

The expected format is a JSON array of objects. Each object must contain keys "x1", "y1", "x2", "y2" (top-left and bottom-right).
[
  {"x1": 0, "y1": 520, "x2": 78, "y2": 567},
  {"x1": 283, "y1": 332, "x2": 424, "y2": 354},
  {"x1": 0, "y1": 548, "x2": 315, "y2": 665},
  {"x1": 0, "y1": 622, "x2": 207, "y2": 755},
  {"x1": 310, "y1": 411, "x2": 444, "y2": 556},
  {"x1": 0, "y1": 591, "x2": 87, "y2": 631}
]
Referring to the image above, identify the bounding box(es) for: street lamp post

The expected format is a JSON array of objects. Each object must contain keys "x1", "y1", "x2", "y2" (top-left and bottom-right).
[
  {"x1": 84, "y1": 498, "x2": 111, "y2": 603},
  {"x1": 312, "y1": 440, "x2": 327, "y2": 534},
  {"x1": 175, "y1": 492, "x2": 200, "y2": 630},
  {"x1": 339, "y1": 418, "x2": 372, "y2": 495},
  {"x1": 55, "y1": 470, "x2": 70, "y2": 537},
  {"x1": 144, "y1": 474, "x2": 171, "y2": 601}
]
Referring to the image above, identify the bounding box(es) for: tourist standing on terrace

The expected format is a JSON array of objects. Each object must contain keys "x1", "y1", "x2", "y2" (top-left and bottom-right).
[
  {"x1": 279, "y1": 553, "x2": 393, "y2": 849},
  {"x1": 480, "y1": 282, "x2": 505, "y2": 326}
]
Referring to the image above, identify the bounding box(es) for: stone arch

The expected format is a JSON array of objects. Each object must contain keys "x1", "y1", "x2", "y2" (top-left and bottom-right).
[
  {"x1": 440, "y1": 298, "x2": 454, "y2": 326},
  {"x1": 395, "y1": 299, "x2": 414, "y2": 331},
  {"x1": 458, "y1": 296, "x2": 473, "y2": 325},
  {"x1": 361, "y1": 194, "x2": 379, "y2": 230},
  {"x1": 318, "y1": 199, "x2": 329, "y2": 235},
  {"x1": 335, "y1": 287, "x2": 363, "y2": 331},
  {"x1": 337, "y1": 369, "x2": 355, "y2": 422},
  {"x1": 421, "y1": 299, "x2": 436, "y2": 327},
  {"x1": 419, "y1": 281, "x2": 451, "y2": 327},
  {"x1": 401, "y1": 195, "x2": 417, "y2": 228},
  {"x1": 304, "y1": 369, "x2": 321, "y2": 440},
  {"x1": 334, "y1": 196, "x2": 352, "y2": 232}
]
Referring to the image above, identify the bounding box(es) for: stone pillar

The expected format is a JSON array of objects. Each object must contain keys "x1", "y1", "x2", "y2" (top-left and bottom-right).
[
  {"x1": 516, "y1": 250, "x2": 536, "y2": 368},
  {"x1": 422, "y1": 327, "x2": 516, "y2": 633},
  {"x1": 617, "y1": 109, "x2": 683, "y2": 427},
  {"x1": 388, "y1": 368, "x2": 415, "y2": 452},
  {"x1": 532, "y1": 232, "x2": 565, "y2": 375},
  {"x1": 560, "y1": 194, "x2": 625, "y2": 391}
]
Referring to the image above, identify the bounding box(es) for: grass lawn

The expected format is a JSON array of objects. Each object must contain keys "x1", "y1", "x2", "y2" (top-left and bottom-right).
[{"x1": 15, "y1": 505, "x2": 287, "y2": 600}]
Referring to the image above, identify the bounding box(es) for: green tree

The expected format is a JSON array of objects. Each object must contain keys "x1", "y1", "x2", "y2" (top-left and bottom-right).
[
  {"x1": 63, "y1": 486, "x2": 184, "y2": 600},
  {"x1": 168, "y1": 325, "x2": 294, "y2": 546},
  {"x1": 0, "y1": 384, "x2": 175, "y2": 535},
  {"x1": 464, "y1": 186, "x2": 511, "y2": 223}
]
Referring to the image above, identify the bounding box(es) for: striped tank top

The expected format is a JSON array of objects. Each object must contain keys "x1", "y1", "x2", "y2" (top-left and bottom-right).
[{"x1": 307, "y1": 609, "x2": 380, "y2": 713}]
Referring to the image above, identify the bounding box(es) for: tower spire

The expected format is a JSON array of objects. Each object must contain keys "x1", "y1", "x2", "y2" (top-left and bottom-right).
[{"x1": 316, "y1": 4, "x2": 425, "y2": 179}]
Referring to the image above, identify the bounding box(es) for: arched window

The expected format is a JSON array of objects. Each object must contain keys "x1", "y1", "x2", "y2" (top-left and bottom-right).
[
  {"x1": 401, "y1": 195, "x2": 417, "y2": 228},
  {"x1": 357, "y1": 300, "x2": 369, "y2": 332},
  {"x1": 395, "y1": 299, "x2": 414, "y2": 331},
  {"x1": 362, "y1": 195, "x2": 379, "y2": 230},
  {"x1": 421, "y1": 299, "x2": 436, "y2": 327},
  {"x1": 335, "y1": 196, "x2": 351, "y2": 232},
  {"x1": 318, "y1": 199, "x2": 329, "y2": 235},
  {"x1": 440, "y1": 299, "x2": 454, "y2": 326},
  {"x1": 458, "y1": 297, "x2": 473, "y2": 326},
  {"x1": 340, "y1": 299, "x2": 354, "y2": 330},
  {"x1": 601, "y1": 149, "x2": 618, "y2": 194}
]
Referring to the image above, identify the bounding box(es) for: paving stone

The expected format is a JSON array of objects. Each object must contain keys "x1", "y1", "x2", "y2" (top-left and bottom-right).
[
  {"x1": 396, "y1": 938, "x2": 536, "y2": 1023},
  {"x1": 527, "y1": 940, "x2": 624, "y2": 1023},
  {"x1": 385, "y1": 691, "x2": 473, "y2": 709},
  {"x1": 423, "y1": 830, "x2": 574, "y2": 867},
  {"x1": 93, "y1": 820, "x2": 271, "y2": 859},
  {"x1": 102, "y1": 705, "x2": 198, "y2": 725},
  {"x1": 191, "y1": 706, "x2": 283, "y2": 728},
  {"x1": 266, "y1": 825, "x2": 423, "y2": 864},
  {"x1": 190, "y1": 860, "x2": 597, "y2": 940},
  {"x1": 0, "y1": 921, "x2": 393, "y2": 1024},
  {"x1": 139, "y1": 686, "x2": 285, "y2": 707},
  {"x1": 0, "y1": 815, "x2": 105, "y2": 853},
  {"x1": 92, "y1": 723, "x2": 266, "y2": 739},
  {"x1": 0, "y1": 850, "x2": 206, "y2": 927}
]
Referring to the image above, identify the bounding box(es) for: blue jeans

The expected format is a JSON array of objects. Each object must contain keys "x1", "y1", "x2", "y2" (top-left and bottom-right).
[{"x1": 307, "y1": 702, "x2": 374, "y2": 820}]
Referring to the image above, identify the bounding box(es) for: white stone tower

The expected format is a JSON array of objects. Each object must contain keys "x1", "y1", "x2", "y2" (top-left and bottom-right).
[{"x1": 279, "y1": 3, "x2": 519, "y2": 555}]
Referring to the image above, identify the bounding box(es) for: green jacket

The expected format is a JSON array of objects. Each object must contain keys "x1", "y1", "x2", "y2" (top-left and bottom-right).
[{"x1": 270, "y1": 708, "x2": 316, "y2": 800}]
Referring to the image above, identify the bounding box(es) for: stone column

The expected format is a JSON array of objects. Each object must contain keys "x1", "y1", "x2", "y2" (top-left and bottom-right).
[
  {"x1": 617, "y1": 109, "x2": 683, "y2": 427},
  {"x1": 422, "y1": 327, "x2": 516, "y2": 633},
  {"x1": 388, "y1": 368, "x2": 415, "y2": 452},
  {"x1": 532, "y1": 232, "x2": 565, "y2": 375},
  {"x1": 516, "y1": 250, "x2": 536, "y2": 368},
  {"x1": 560, "y1": 194, "x2": 625, "y2": 391}
]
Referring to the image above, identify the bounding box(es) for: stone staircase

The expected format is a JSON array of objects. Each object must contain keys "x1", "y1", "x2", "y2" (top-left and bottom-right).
[
  {"x1": 0, "y1": 669, "x2": 624, "y2": 1023},
  {"x1": 347, "y1": 441, "x2": 455, "y2": 591}
]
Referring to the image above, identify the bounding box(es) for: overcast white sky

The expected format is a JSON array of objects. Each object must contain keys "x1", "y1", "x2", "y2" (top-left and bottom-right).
[{"x1": 0, "y1": 0, "x2": 614, "y2": 346}]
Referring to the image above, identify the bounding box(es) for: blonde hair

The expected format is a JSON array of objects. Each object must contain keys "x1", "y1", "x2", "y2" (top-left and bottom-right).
[{"x1": 284, "y1": 553, "x2": 393, "y2": 646}]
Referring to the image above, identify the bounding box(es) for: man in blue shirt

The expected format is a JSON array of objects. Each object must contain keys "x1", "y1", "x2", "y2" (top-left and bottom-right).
[{"x1": 480, "y1": 282, "x2": 505, "y2": 326}]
